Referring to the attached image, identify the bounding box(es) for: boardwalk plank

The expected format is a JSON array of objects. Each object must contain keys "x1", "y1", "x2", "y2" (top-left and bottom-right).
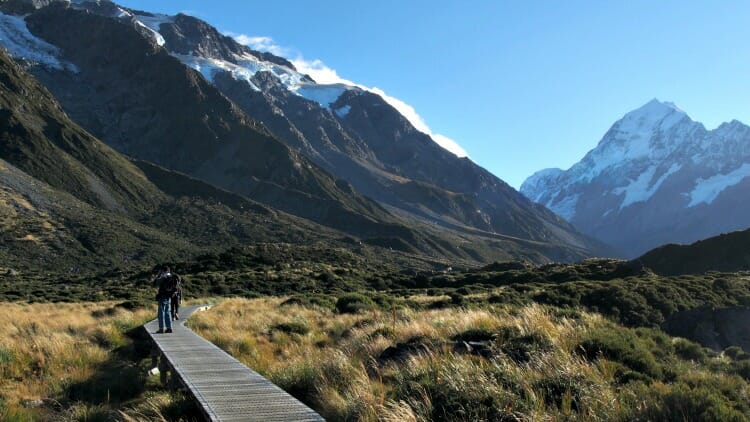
[{"x1": 145, "y1": 305, "x2": 325, "y2": 421}]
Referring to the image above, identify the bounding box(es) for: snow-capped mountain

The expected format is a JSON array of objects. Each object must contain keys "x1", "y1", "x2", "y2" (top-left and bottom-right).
[
  {"x1": 521, "y1": 99, "x2": 750, "y2": 257},
  {"x1": 0, "y1": 0, "x2": 609, "y2": 261}
]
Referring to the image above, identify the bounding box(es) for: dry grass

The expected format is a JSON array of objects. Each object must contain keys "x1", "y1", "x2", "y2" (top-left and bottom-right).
[
  {"x1": 0, "y1": 301, "x2": 158, "y2": 420},
  {"x1": 190, "y1": 297, "x2": 750, "y2": 421},
  {"x1": 188, "y1": 298, "x2": 640, "y2": 421},
  {"x1": 3, "y1": 296, "x2": 740, "y2": 420}
]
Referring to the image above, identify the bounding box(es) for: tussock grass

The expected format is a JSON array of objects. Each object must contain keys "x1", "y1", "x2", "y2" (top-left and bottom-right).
[
  {"x1": 0, "y1": 301, "x2": 199, "y2": 420},
  {"x1": 190, "y1": 297, "x2": 750, "y2": 421}
]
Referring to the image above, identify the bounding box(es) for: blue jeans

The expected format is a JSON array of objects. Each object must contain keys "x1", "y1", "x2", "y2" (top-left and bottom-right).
[{"x1": 157, "y1": 297, "x2": 172, "y2": 330}]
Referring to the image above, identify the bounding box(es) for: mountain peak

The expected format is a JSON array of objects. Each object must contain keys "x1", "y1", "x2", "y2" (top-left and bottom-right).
[
  {"x1": 586, "y1": 98, "x2": 693, "y2": 165},
  {"x1": 621, "y1": 98, "x2": 688, "y2": 127}
]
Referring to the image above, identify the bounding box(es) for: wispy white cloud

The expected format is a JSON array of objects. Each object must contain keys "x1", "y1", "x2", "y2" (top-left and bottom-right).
[
  {"x1": 291, "y1": 58, "x2": 356, "y2": 86},
  {"x1": 229, "y1": 33, "x2": 469, "y2": 158},
  {"x1": 230, "y1": 34, "x2": 289, "y2": 57},
  {"x1": 431, "y1": 133, "x2": 469, "y2": 158}
]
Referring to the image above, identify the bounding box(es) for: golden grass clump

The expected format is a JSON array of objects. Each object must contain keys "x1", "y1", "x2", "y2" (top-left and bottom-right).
[
  {"x1": 188, "y1": 298, "x2": 670, "y2": 421},
  {"x1": 0, "y1": 301, "x2": 153, "y2": 420}
]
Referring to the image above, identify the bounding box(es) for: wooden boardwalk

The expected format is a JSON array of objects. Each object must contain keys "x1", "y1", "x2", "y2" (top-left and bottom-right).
[{"x1": 145, "y1": 305, "x2": 325, "y2": 421}]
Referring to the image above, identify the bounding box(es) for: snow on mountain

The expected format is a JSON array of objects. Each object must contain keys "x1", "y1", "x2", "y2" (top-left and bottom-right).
[
  {"x1": 0, "y1": 12, "x2": 77, "y2": 71},
  {"x1": 573, "y1": 99, "x2": 693, "y2": 182},
  {"x1": 133, "y1": 17, "x2": 167, "y2": 46},
  {"x1": 687, "y1": 163, "x2": 750, "y2": 207},
  {"x1": 334, "y1": 104, "x2": 351, "y2": 118},
  {"x1": 296, "y1": 84, "x2": 350, "y2": 107},
  {"x1": 520, "y1": 99, "x2": 750, "y2": 256},
  {"x1": 171, "y1": 48, "x2": 358, "y2": 106},
  {"x1": 520, "y1": 168, "x2": 563, "y2": 203},
  {"x1": 612, "y1": 162, "x2": 681, "y2": 209}
]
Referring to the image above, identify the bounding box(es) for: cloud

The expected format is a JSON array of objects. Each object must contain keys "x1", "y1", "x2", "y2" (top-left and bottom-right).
[
  {"x1": 230, "y1": 34, "x2": 289, "y2": 57},
  {"x1": 431, "y1": 133, "x2": 469, "y2": 158},
  {"x1": 290, "y1": 58, "x2": 356, "y2": 86},
  {"x1": 229, "y1": 33, "x2": 469, "y2": 158}
]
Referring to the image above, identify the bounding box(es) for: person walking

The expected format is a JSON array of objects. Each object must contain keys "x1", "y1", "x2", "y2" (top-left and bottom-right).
[
  {"x1": 153, "y1": 266, "x2": 178, "y2": 333},
  {"x1": 171, "y1": 273, "x2": 182, "y2": 320}
]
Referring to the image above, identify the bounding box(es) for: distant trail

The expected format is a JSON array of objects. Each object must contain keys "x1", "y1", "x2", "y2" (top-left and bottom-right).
[{"x1": 145, "y1": 305, "x2": 324, "y2": 421}]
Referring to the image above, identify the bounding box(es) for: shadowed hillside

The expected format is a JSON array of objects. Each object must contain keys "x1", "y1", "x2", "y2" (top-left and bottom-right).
[{"x1": 635, "y1": 228, "x2": 750, "y2": 275}]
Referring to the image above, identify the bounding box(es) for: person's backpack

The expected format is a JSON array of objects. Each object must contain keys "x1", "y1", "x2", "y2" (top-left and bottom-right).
[{"x1": 158, "y1": 273, "x2": 179, "y2": 298}]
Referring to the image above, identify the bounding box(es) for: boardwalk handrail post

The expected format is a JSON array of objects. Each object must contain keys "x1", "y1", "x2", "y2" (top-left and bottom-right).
[{"x1": 158, "y1": 352, "x2": 170, "y2": 386}]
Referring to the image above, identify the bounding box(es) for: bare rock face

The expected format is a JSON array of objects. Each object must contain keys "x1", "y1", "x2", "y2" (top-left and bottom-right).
[{"x1": 662, "y1": 306, "x2": 750, "y2": 351}]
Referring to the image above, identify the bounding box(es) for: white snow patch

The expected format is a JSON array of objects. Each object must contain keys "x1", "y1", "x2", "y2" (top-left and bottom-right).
[
  {"x1": 173, "y1": 50, "x2": 353, "y2": 107},
  {"x1": 172, "y1": 53, "x2": 260, "y2": 90},
  {"x1": 687, "y1": 163, "x2": 750, "y2": 207},
  {"x1": 334, "y1": 104, "x2": 351, "y2": 118},
  {"x1": 132, "y1": 13, "x2": 174, "y2": 47},
  {"x1": 0, "y1": 13, "x2": 77, "y2": 71},
  {"x1": 133, "y1": 13, "x2": 173, "y2": 32},
  {"x1": 134, "y1": 20, "x2": 165, "y2": 46},
  {"x1": 296, "y1": 84, "x2": 347, "y2": 107},
  {"x1": 613, "y1": 163, "x2": 681, "y2": 209},
  {"x1": 114, "y1": 7, "x2": 133, "y2": 19}
]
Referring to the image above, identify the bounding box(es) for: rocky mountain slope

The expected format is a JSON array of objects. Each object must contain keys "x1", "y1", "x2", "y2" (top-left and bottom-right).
[
  {"x1": 0, "y1": 43, "x2": 600, "y2": 275},
  {"x1": 0, "y1": 46, "x2": 343, "y2": 272},
  {"x1": 0, "y1": 0, "x2": 605, "y2": 261},
  {"x1": 521, "y1": 99, "x2": 750, "y2": 257}
]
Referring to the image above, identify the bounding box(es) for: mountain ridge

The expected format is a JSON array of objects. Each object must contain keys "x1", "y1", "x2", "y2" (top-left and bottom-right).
[
  {"x1": 521, "y1": 99, "x2": 750, "y2": 256},
  {"x1": 0, "y1": 0, "x2": 608, "y2": 262},
  {"x1": 108, "y1": 3, "x2": 601, "y2": 252}
]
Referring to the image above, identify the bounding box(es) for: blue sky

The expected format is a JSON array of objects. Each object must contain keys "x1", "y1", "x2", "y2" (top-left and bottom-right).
[{"x1": 118, "y1": 0, "x2": 750, "y2": 189}]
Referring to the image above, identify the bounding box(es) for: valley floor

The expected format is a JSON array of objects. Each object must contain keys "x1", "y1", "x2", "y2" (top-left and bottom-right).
[
  {"x1": 2, "y1": 295, "x2": 750, "y2": 421},
  {"x1": 188, "y1": 297, "x2": 750, "y2": 421}
]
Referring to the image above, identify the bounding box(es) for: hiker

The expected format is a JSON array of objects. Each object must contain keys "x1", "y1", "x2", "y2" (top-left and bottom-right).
[
  {"x1": 171, "y1": 273, "x2": 182, "y2": 321},
  {"x1": 153, "y1": 266, "x2": 179, "y2": 333}
]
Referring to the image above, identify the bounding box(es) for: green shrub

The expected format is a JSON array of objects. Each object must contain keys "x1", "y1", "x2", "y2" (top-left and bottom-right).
[
  {"x1": 534, "y1": 374, "x2": 589, "y2": 412},
  {"x1": 724, "y1": 346, "x2": 747, "y2": 360},
  {"x1": 280, "y1": 296, "x2": 308, "y2": 307},
  {"x1": 614, "y1": 367, "x2": 653, "y2": 385},
  {"x1": 641, "y1": 383, "x2": 747, "y2": 422},
  {"x1": 578, "y1": 327, "x2": 662, "y2": 379},
  {"x1": 281, "y1": 294, "x2": 335, "y2": 310},
  {"x1": 272, "y1": 361, "x2": 321, "y2": 406},
  {"x1": 273, "y1": 322, "x2": 310, "y2": 336},
  {"x1": 390, "y1": 358, "x2": 514, "y2": 421},
  {"x1": 335, "y1": 293, "x2": 375, "y2": 314},
  {"x1": 451, "y1": 328, "x2": 496, "y2": 343},
  {"x1": 734, "y1": 360, "x2": 750, "y2": 382},
  {"x1": 499, "y1": 330, "x2": 553, "y2": 363},
  {"x1": 451, "y1": 325, "x2": 553, "y2": 363},
  {"x1": 673, "y1": 339, "x2": 707, "y2": 363},
  {"x1": 370, "y1": 326, "x2": 396, "y2": 339},
  {"x1": 0, "y1": 347, "x2": 14, "y2": 366}
]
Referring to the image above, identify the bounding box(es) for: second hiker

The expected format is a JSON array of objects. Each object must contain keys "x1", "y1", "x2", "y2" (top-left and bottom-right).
[{"x1": 171, "y1": 272, "x2": 182, "y2": 321}]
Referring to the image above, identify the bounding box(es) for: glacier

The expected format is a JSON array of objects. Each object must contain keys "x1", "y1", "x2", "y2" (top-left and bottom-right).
[
  {"x1": 0, "y1": 13, "x2": 77, "y2": 72},
  {"x1": 687, "y1": 163, "x2": 750, "y2": 207}
]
